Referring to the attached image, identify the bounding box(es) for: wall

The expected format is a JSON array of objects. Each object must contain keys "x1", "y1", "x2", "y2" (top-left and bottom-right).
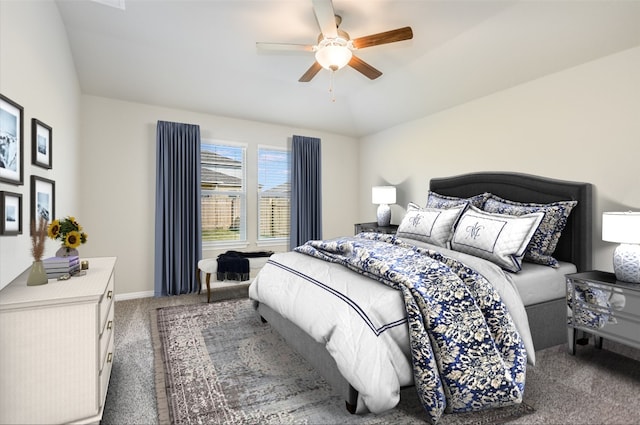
[
  {"x1": 5, "y1": 0, "x2": 635, "y2": 294},
  {"x1": 359, "y1": 46, "x2": 640, "y2": 273},
  {"x1": 0, "y1": 1, "x2": 82, "y2": 290},
  {"x1": 0, "y1": 2, "x2": 359, "y2": 296},
  {"x1": 78, "y1": 95, "x2": 359, "y2": 297}
]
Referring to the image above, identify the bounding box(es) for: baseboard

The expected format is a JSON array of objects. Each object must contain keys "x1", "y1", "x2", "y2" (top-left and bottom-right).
[
  {"x1": 114, "y1": 280, "x2": 256, "y2": 302},
  {"x1": 115, "y1": 290, "x2": 154, "y2": 301}
]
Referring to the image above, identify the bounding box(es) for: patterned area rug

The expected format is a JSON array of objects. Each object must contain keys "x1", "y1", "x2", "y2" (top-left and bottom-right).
[{"x1": 151, "y1": 298, "x2": 534, "y2": 424}]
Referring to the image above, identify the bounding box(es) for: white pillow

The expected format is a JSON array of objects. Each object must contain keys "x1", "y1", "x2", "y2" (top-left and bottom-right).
[
  {"x1": 396, "y1": 203, "x2": 466, "y2": 248},
  {"x1": 450, "y1": 206, "x2": 544, "y2": 272}
]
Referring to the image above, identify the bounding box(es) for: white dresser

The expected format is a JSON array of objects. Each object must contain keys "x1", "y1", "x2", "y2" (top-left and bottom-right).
[{"x1": 0, "y1": 257, "x2": 116, "y2": 424}]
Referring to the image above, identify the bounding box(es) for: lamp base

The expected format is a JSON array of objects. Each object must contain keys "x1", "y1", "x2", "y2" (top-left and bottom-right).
[
  {"x1": 377, "y1": 204, "x2": 391, "y2": 227},
  {"x1": 613, "y1": 243, "x2": 640, "y2": 284}
]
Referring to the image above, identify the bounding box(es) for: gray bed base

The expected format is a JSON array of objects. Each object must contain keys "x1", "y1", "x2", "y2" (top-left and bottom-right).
[
  {"x1": 257, "y1": 297, "x2": 569, "y2": 412},
  {"x1": 257, "y1": 172, "x2": 593, "y2": 413}
]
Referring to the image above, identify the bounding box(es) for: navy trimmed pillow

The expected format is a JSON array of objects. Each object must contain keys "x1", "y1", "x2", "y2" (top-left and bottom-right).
[
  {"x1": 425, "y1": 191, "x2": 491, "y2": 209},
  {"x1": 396, "y1": 203, "x2": 465, "y2": 248},
  {"x1": 451, "y1": 206, "x2": 544, "y2": 272},
  {"x1": 482, "y1": 195, "x2": 577, "y2": 268}
]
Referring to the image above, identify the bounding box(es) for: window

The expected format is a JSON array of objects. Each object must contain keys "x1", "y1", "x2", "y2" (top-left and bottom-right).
[
  {"x1": 258, "y1": 147, "x2": 290, "y2": 242},
  {"x1": 201, "y1": 142, "x2": 246, "y2": 244}
]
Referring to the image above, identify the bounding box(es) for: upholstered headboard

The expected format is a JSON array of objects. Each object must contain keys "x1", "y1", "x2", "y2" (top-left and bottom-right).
[{"x1": 430, "y1": 172, "x2": 593, "y2": 272}]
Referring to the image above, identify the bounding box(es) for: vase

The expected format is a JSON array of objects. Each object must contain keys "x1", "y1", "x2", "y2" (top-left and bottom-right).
[
  {"x1": 56, "y1": 246, "x2": 79, "y2": 258},
  {"x1": 27, "y1": 261, "x2": 48, "y2": 286}
]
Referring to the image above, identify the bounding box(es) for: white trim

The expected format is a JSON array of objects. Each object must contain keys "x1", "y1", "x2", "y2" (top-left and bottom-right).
[
  {"x1": 114, "y1": 290, "x2": 154, "y2": 302},
  {"x1": 202, "y1": 138, "x2": 248, "y2": 148},
  {"x1": 203, "y1": 241, "x2": 249, "y2": 250},
  {"x1": 256, "y1": 239, "x2": 287, "y2": 247}
]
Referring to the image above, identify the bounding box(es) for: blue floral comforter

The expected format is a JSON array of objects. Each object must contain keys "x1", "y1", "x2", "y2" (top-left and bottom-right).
[{"x1": 294, "y1": 233, "x2": 527, "y2": 424}]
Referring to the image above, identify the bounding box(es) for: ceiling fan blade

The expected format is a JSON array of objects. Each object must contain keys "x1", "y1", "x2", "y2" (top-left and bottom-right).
[
  {"x1": 256, "y1": 42, "x2": 314, "y2": 52},
  {"x1": 352, "y1": 26, "x2": 413, "y2": 49},
  {"x1": 299, "y1": 61, "x2": 323, "y2": 82},
  {"x1": 348, "y1": 55, "x2": 382, "y2": 80},
  {"x1": 312, "y1": 0, "x2": 338, "y2": 39}
]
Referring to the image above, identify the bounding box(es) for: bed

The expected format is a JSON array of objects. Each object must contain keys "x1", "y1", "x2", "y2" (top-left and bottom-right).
[{"x1": 248, "y1": 172, "x2": 592, "y2": 422}]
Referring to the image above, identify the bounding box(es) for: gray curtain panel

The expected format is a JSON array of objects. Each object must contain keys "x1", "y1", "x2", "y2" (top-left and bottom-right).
[
  {"x1": 290, "y1": 135, "x2": 322, "y2": 249},
  {"x1": 154, "y1": 121, "x2": 202, "y2": 296}
]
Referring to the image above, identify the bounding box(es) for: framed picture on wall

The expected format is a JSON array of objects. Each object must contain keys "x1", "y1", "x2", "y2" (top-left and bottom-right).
[
  {"x1": 0, "y1": 191, "x2": 22, "y2": 236},
  {"x1": 30, "y1": 175, "x2": 55, "y2": 233},
  {"x1": 32, "y1": 118, "x2": 52, "y2": 169},
  {"x1": 0, "y1": 93, "x2": 24, "y2": 185}
]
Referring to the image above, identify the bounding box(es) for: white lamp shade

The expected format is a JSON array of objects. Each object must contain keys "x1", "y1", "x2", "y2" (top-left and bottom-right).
[
  {"x1": 315, "y1": 45, "x2": 352, "y2": 71},
  {"x1": 372, "y1": 186, "x2": 396, "y2": 205},
  {"x1": 602, "y1": 212, "x2": 640, "y2": 244}
]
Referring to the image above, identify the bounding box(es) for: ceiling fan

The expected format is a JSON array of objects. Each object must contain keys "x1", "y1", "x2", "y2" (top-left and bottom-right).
[{"x1": 256, "y1": 0, "x2": 413, "y2": 83}]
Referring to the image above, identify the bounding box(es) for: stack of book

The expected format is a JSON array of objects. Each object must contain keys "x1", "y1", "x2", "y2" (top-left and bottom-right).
[{"x1": 43, "y1": 256, "x2": 80, "y2": 278}]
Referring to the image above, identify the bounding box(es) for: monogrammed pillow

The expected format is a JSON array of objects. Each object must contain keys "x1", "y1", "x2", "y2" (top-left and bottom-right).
[
  {"x1": 396, "y1": 203, "x2": 466, "y2": 248},
  {"x1": 450, "y1": 206, "x2": 544, "y2": 272}
]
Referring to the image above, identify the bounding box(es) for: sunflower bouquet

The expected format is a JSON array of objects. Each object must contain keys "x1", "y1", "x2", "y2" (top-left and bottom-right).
[{"x1": 47, "y1": 216, "x2": 88, "y2": 252}]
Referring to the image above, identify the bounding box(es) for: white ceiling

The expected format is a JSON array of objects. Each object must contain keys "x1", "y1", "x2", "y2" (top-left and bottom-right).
[{"x1": 55, "y1": 0, "x2": 640, "y2": 138}]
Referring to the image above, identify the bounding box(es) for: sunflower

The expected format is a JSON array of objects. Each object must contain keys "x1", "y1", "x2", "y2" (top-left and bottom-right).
[
  {"x1": 68, "y1": 216, "x2": 82, "y2": 230},
  {"x1": 65, "y1": 230, "x2": 82, "y2": 249},
  {"x1": 47, "y1": 219, "x2": 60, "y2": 239},
  {"x1": 47, "y1": 215, "x2": 88, "y2": 250}
]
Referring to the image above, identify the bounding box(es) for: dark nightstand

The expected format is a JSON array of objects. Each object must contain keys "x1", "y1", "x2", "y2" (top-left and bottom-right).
[
  {"x1": 566, "y1": 270, "x2": 640, "y2": 355},
  {"x1": 354, "y1": 222, "x2": 398, "y2": 235}
]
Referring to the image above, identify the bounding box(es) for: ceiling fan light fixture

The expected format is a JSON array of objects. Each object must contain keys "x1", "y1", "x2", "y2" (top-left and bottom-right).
[{"x1": 315, "y1": 39, "x2": 353, "y2": 71}]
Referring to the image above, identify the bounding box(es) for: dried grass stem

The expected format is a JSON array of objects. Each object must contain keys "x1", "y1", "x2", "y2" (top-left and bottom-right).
[{"x1": 30, "y1": 217, "x2": 48, "y2": 262}]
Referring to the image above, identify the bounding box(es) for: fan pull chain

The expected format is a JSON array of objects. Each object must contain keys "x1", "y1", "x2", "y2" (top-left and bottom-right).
[{"x1": 329, "y1": 70, "x2": 336, "y2": 102}]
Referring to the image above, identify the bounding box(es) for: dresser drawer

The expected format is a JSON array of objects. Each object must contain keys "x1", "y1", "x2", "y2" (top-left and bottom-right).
[
  {"x1": 99, "y1": 271, "x2": 115, "y2": 332},
  {"x1": 99, "y1": 330, "x2": 115, "y2": 407},
  {"x1": 100, "y1": 303, "x2": 115, "y2": 368}
]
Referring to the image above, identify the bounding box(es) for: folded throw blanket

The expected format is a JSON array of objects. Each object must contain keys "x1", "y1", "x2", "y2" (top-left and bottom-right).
[{"x1": 217, "y1": 250, "x2": 273, "y2": 281}]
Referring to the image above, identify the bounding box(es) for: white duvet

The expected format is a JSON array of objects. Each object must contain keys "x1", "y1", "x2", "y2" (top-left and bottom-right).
[{"x1": 248, "y1": 241, "x2": 534, "y2": 414}]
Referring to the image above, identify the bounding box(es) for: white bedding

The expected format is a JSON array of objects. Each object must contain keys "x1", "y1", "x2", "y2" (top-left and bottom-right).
[
  {"x1": 248, "y1": 241, "x2": 535, "y2": 414},
  {"x1": 510, "y1": 261, "x2": 576, "y2": 305}
]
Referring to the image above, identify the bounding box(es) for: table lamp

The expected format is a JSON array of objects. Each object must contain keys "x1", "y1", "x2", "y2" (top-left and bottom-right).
[
  {"x1": 372, "y1": 186, "x2": 396, "y2": 227},
  {"x1": 602, "y1": 211, "x2": 640, "y2": 283}
]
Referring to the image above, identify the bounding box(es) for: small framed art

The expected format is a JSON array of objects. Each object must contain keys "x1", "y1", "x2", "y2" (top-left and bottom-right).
[
  {"x1": 32, "y1": 118, "x2": 52, "y2": 169},
  {"x1": 0, "y1": 93, "x2": 24, "y2": 185},
  {"x1": 30, "y1": 175, "x2": 55, "y2": 232},
  {"x1": 0, "y1": 191, "x2": 22, "y2": 236}
]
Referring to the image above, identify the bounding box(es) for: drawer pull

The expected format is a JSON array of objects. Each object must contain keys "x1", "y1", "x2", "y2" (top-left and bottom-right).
[
  {"x1": 107, "y1": 320, "x2": 113, "y2": 330},
  {"x1": 107, "y1": 290, "x2": 113, "y2": 300},
  {"x1": 107, "y1": 352, "x2": 113, "y2": 363}
]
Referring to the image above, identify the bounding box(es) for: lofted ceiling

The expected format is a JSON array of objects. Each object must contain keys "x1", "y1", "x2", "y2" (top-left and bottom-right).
[{"x1": 55, "y1": 0, "x2": 640, "y2": 138}]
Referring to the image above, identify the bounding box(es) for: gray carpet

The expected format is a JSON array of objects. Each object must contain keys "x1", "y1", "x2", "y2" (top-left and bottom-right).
[
  {"x1": 103, "y1": 286, "x2": 640, "y2": 424},
  {"x1": 102, "y1": 284, "x2": 249, "y2": 424}
]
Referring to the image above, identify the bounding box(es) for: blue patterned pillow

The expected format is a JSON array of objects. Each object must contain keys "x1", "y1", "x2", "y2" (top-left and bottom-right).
[
  {"x1": 483, "y1": 195, "x2": 578, "y2": 268},
  {"x1": 425, "y1": 191, "x2": 491, "y2": 209},
  {"x1": 396, "y1": 203, "x2": 466, "y2": 248},
  {"x1": 451, "y1": 206, "x2": 544, "y2": 272}
]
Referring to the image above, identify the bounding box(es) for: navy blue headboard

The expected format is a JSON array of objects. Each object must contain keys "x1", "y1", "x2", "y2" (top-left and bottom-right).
[{"x1": 430, "y1": 172, "x2": 593, "y2": 272}]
